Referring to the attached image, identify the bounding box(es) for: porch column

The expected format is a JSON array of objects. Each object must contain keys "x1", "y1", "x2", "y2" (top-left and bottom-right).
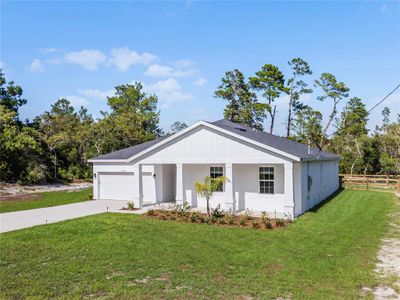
[
  {"x1": 133, "y1": 164, "x2": 143, "y2": 208},
  {"x1": 225, "y1": 163, "x2": 235, "y2": 211},
  {"x1": 175, "y1": 163, "x2": 184, "y2": 205},
  {"x1": 284, "y1": 162, "x2": 295, "y2": 219}
]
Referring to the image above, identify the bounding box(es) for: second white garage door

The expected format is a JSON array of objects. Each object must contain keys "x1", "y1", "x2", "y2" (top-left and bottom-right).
[{"x1": 99, "y1": 172, "x2": 135, "y2": 200}]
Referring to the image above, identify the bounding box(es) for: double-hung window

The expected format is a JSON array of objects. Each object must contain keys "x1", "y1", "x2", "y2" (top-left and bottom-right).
[
  {"x1": 210, "y1": 166, "x2": 224, "y2": 192},
  {"x1": 259, "y1": 167, "x2": 274, "y2": 194}
]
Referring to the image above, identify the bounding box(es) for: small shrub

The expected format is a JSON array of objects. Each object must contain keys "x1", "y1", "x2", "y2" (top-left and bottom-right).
[
  {"x1": 211, "y1": 204, "x2": 224, "y2": 219},
  {"x1": 175, "y1": 201, "x2": 191, "y2": 218},
  {"x1": 147, "y1": 209, "x2": 155, "y2": 216},
  {"x1": 159, "y1": 214, "x2": 167, "y2": 221},
  {"x1": 169, "y1": 215, "x2": 177, "y2": 221},
  {"x1": 208, "y1": 216, "x2": 217, "y2": 224},
  {"x1": 199, "y1": 215, "x2": 207, "y2": 223},
  {"x1": 219, "y1": 218, "x2": 226, "y2": 225},
  {"x1": 265, "y1": 221, "x2": 273, "y2": 229},
  {"x1": 261, "y1": 211, "x2": 270, "y2": 222},
  {"x1": 190, "y1": 212, "x2": 198, "y2": 223},
  {"x1": 24, "y1": 163, "x2": 47, "y2": 184},
  {"x1": 224, "y1": 211, "x2": 235, "y2": 225},
  {"x1": 252, "y1": 220, "x2": 260, "y2": 228},
  {"x1": 240, "y1": 217, "x2": 247, "y2": 226},
  {"x1": 276, "y1": 218, "x2": 286, "y2": 227},
  {"x1": 243, "y1": 209, "x2": 254, "y2": 221},
  {"x1": 86, "y1": 193, "x2": 93, "y2": 200},
  {"x1": 127, "y1": 201, "x2": 135, "y2": 210}
]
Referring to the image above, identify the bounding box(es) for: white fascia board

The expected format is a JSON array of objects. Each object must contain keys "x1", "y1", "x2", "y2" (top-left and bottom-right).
[
  {"x1": 88, "y1": 159, "x2": 126, "y2": 163},
  {"x1": 87, "y1": 121, "x2": 205, "y2": 164},
  {"x1": 125, "y1": 121, "x2": 210, "y2": 163},
  {"x1": 126, "y1": 121, "x2": 300, "y2": 163},
  {"x1": 88, "y1": 120, "x2": 302, "y2": 164},
  {"x1": 301, "y1": 156, "x2": 340, "y2": 162},
  {"x1": 203, "y1": 122, "x2": 301, "y2": 162}
]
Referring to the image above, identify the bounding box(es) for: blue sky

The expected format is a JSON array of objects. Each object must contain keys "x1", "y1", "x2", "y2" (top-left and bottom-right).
[{"x1": 1, "y1": 1, "x2": 399, "y2": 134}]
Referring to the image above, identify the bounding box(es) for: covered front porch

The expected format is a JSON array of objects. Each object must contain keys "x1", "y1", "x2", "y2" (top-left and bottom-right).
[{"x1": 133, "y1": 162, "x2": 298, "y2": 218}]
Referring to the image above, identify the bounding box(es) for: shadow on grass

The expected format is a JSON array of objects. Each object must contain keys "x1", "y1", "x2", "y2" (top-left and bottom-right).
[{"x1": 307, "y1": 187, "x2": 345, "y2": 214}]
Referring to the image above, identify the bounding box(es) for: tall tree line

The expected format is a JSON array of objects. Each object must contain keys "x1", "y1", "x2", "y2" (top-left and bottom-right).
[
  {"x1": 1, "y1": 62, "x2": 399, "y2": 184},
  {"x1": 214, "y1": 58, "x2": 400, "y2": 175},
  {"x1": 0, "y1": 71, "x2": 166, "y2": 183}
]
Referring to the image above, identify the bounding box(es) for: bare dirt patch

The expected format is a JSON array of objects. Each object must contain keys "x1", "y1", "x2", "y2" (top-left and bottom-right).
[
  {"x1": 0, "y1": 182, "x2": 92, "y2": 201},
  {"x1": 373, "y1": 195, "x2": 400, "y2": 299},
  {"x1": 0, "y1": 193, "x2": 41, "y2": 202}
]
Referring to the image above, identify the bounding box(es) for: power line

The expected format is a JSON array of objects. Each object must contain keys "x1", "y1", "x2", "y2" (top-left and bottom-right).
[
  {"x1": 326, "y1": 82, "x2": 400, "y2": 137},
  {"x1": 367, "y1": 83, "x2": 400, "y2": 113}
]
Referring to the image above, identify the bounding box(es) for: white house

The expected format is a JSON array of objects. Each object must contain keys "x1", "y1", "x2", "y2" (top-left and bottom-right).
[{"x1": 88, "y1": 119, "x2": 340, "y2": 218}]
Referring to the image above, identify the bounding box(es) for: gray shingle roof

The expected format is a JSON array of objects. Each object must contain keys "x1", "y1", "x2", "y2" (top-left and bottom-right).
[
  {"x1": 211, "y1": 119, "x2": 339, "y2": 160},
  {"x1": 91, "y1": 137, "x2": 166, "y2": 160},
  {"x1": 90, "y1": 119, "x2": 339, "y2": 161}
]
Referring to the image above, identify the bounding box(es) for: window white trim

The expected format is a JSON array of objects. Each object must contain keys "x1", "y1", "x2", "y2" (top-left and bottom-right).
[
  {"x1": 210, "y1": 165, "x2": 224, "y2": 192},
  {"x1": 258, "y1": 166, "x2": 275, "y2": 195}
]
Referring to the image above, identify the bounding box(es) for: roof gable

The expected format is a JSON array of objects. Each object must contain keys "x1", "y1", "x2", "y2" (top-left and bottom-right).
[{"x1": 88, "y1": 119, "x2": 339, "y2": 162}]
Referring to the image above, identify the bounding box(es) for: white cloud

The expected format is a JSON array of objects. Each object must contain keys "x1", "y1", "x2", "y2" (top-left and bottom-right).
[
  {"x1": 193, "y1": 78, "x2": 207, "y2": 86},
  {"x1": 33, "y1": 47, "x2": 199, "y2": 77},
  {"x1": 78, "y1": 88, "x2": 115, "y2": 100},
  {"x1": 63, "y1": 95, "x2": 90, "y2": 108},
  {"x1": 45, "y1": 58, "x2": 61, "y2": 65},
  {"x1": 108, "y1": 47, "x2": 157, "y2": 71},
  {"x1": 64, "y1": 49, "x2": 107, "y2": 70},
  {"x1": 144, "y1": 61, "x2": 198, "y2": 78},
  {"x1": 0, "y1": 61, "x2": 5, "y2": 69},
  {"x1": 380, "y1": 4, "x2": 387, "y2": 12},
  {"x1": 30, "y1": 59, "x2": 44, "y2": 72},
  {"x1": 144, "y1": 64, "x2": 175, "y2": 77},
  {"x1": 40, "y1": 48, "x2": 63, "y2": 54},
  {"x1": 146, "y1": 78, "x2": 193, "y2": 104},
  {"x1": 173, "y1": 59, "x2": 194, "y2": 68}
]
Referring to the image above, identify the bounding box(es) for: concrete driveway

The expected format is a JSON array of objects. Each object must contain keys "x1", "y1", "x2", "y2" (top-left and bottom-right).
[{"x1": 0, "y1": 200, "x2": 129, "y2": 233}]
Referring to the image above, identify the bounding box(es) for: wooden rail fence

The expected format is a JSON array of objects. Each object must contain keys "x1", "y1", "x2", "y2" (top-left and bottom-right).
[{"x1": 340, "y1": 174, "x2": 400, "y2": 193}]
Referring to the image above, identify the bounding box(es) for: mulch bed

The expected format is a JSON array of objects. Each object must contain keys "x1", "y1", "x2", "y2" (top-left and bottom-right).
[
  {"x1": 144, "y1": 209, "x2": 290, "y2": 230},
  {"x1": 120, "y1": 207, "x2": 140, "y2": 211}
]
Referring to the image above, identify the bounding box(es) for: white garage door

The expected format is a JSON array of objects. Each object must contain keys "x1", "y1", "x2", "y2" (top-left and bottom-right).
[{"x1": 99, "y1": 172, "x2": 135, "y2": 200}]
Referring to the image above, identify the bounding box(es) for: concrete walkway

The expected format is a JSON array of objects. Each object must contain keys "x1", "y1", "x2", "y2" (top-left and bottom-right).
[
  {"x1": 0, "y1": 200, "x2": 130, "y2": 233},
  {"x1": 0, "y1": 200, "x2": 181, "y2": 233}
]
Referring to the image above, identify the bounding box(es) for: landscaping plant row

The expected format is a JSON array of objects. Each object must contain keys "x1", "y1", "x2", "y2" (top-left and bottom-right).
[{"x1": 145, "y1": 203, "x2": 291, "y2": 229}]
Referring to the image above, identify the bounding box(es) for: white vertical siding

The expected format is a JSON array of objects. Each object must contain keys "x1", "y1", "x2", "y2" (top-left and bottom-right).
[
  {"x1": 161, "y1": 164, "x2": 176, "y2": 202},
  {"x1": 300, "y1": 160, "x2": 339, "y2": 214},
  {"x1": 183, "y1": 164, "x2": 226, "y2": 208},
  {"x1": 233, "y1": 164, "x2": 286, "y2": 214},
  {"x1": 139, "y1": 127, "x2": 292, "y2": 164},
  {"x1": 293, "y1": 162, "x2": 302, "y2": 217}
]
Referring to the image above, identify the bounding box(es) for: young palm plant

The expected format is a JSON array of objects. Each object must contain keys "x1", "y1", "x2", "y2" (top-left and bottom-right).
[{"x1": 195, "y1": 176, "x2": 228, "y2": 217}]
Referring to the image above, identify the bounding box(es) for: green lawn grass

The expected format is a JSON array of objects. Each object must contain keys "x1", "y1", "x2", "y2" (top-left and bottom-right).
[
  {"x1": 0, "y1": 188, "x2": 92, "y2": 213},
  {"x1": 0, "y1": 190, "x2": 396, "y2": 299}
]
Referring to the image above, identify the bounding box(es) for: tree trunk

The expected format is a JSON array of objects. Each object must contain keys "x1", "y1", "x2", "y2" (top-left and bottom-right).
[
  {"x1": 206, "y1": 197, "x2": 210, "y2": 217},
  {"x1": 287, "y1": 99, "x2": 293, "y2": 138},
  {"x1": 350, "y1": 162, "x2": 355, "y2": 176},
  {"x1": 94, "y1": 141, "x2": 101, "y2": 154},
  {"x1": 320, "y1": 100, "x2": 337, "y2": 148},
  {"x1": 52, "y1": 150, "x2": 57, "y2": 181},
  {"x1": 269, "y1": 105, "x2": 277, "y2": 134}
]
